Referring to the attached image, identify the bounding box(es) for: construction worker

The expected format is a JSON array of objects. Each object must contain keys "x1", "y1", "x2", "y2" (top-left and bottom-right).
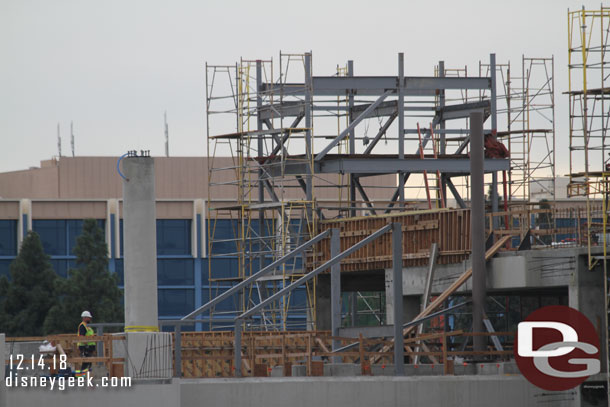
[{"x1": 77, "y1": 310, "x2": 96, "y2": 371}]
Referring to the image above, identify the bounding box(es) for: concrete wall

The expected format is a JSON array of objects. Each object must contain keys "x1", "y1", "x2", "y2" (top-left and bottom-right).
[
  {"x1": 5, "y1": 376, "x2": 589, "y2": 407},
  {"x1": 394, "y1": 247, "x2": 590, "y2": 298},
  {"x1": 569, "y1": 254, "x2": 607, "y2": 372},
  {"x1": 6, "y1": 380, "x2": 180, "y2": 407}
]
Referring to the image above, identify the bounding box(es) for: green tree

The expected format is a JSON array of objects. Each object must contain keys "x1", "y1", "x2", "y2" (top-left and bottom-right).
[
  {"x1": 0, "y1": 231, "x2": 57, "y2": 336},
  {"x1": 44, "y1": 219, "x2": 123, "y2": 334}
]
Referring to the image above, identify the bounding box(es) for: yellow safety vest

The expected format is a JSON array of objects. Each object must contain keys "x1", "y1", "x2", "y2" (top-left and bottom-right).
[{"x1": 77, "y1": 322, "x2": 95, "y2": 347}]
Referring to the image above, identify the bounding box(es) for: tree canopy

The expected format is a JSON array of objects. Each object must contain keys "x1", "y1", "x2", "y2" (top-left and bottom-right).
[
  {"x1": 44, "y1": 219, "x2": 123, "y2": 334},
  {"x1": 0, "y1": 231, "x2": 57, "y2": 336}
]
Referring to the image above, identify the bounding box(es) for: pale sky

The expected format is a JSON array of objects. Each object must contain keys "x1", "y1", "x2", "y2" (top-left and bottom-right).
[{"x1": 0, "y1": 0, "x2": 594, "y2": 174}]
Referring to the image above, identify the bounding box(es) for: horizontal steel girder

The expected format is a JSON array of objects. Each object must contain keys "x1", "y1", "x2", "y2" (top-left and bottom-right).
[
  {"x1": 263, "y1": 157, "x2": 509, "y2": 177},
  {"x1": 319, "y1": 157, "x2": 509, "y2": 174},
  {"x1": 260, "y1": 76, "x2": 491, "y2": 97}
]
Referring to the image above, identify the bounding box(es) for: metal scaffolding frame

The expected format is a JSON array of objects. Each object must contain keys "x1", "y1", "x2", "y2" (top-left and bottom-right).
[
  {"x1": 485, "y1": 56, "x2": 556, "y2": 203},
  {"x1": 567, "y1": 7, "x2": 610, "y2": 397}
]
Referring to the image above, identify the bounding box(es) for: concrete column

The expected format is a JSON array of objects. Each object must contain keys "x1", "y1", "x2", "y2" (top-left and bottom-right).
[
  {"x1": 470, "y1": 112, "x2": 486, "y2": 352},
  {"x1": 570, "y1": 255, "x2": 608, "y2": 373},
  {"x1": 121, "y1": 157, "x2": 158, "y2": 331}
]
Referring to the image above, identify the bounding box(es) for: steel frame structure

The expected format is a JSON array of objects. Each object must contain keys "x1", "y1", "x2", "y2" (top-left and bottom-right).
[{"x1": 205, "y1": 51, "x2": 509, "y2": 332}]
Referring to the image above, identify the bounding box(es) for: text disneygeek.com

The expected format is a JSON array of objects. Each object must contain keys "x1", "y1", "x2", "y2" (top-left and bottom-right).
[{"x1": 5, "y1": 373, "x2": 132, "y2": 390}]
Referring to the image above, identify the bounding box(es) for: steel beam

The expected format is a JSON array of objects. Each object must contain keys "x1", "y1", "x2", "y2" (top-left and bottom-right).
[
  {"x1": 446, "y1": 178, "x2": 467, "y2": 208},
  {"x1": 257, "y1": 61, "x2": 265, "y2": 276},
  {"x1": 470, "y1": 111, "x2": 486, "y2": 353},
  {"x1": 264, "y1": 115, "x2": 304, "y2": 161},
  {"x1": 439, "y1": 61, "x2": 447, "y2": 205},
  {"x1": 259, "y1": 101, "x2": 304, "y2": 120},
  {"x1": 414, "y1": 243, "x2": 438, "y2": 364},
  {"x1": 318, "y1": 157, "x2": 510, "y2": 174},
  {"x1": 455, "y1": 135, "x2": 471, "y2": 154},
  {"x1": 330, "y1": 228, "x2": 341, "y2": 362},
  {"x1": 384, "y1": 174, "x2": 410, "y2": 214},
  {"x1": 363, "y1": 112, "x2": 397, "y2": 155},
  {"x1": 305, "y1": 53, "x2": 313, "y2": 219},
  {"x1": 316, "y1": 90, "x2": 393, "y2": 162},
  {"x1": 181, "y1": 230, "x2": 330, "y2": 320},
  {"x1": 353, "y1": 177, "x2": 377, "y2": 215},
  {"x1": 351, "y1": 100, "x2": 398, "y2": 118},
  {"x1": 489, "y1": 54, "x2": 499, "y2": 223},
  {"x1": 265, "y1": 157, "x2": 509, "y2": 177},
  {"x1": 438, "y1": 100, "x2": 491, "y2": 121},
  {"x1": 392, "y1": 222, "x2": 404, "y2": 375},
  {"x1": 398, "y1": 53, "x2": 405, "y2": 208},
  {"x1": 348, "y1": 61, "x2": 356, "y2": 217},
  {"x1": 239, "y1": 224, "x2": 392, "y2": 320},
  {"x1": 260, "y1": 76, "x2": 491, "y2": 97}
]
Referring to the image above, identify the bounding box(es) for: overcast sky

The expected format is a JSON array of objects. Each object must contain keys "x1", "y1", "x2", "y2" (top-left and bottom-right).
[{"x1": 0, "y1": 0, "x2": 591, "y2": 174}]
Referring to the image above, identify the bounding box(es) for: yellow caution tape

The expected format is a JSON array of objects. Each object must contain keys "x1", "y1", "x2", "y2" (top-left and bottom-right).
[{"x1": 124, "y1": 325, "x2": 159, "y2": 332}]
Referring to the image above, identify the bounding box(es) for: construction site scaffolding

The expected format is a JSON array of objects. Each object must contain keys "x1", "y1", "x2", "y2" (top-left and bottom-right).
[
  {"x1": 206, "y1": 54, "x2": 319, "y2": 331},
  {"x1": 201, "y1": 49, "x2": 571, "y2": 335},
  {"x1": 567, "y1": 5, "x2": 610, "y2": 395}
]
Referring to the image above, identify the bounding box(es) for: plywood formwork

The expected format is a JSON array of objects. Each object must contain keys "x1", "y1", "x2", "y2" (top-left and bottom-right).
[
  {"x1": 312, "y1": 208, "x2": 471, "y2": 272},
  {"x1": 177, "y1": 331, "x2": 337, "y2": 378}
]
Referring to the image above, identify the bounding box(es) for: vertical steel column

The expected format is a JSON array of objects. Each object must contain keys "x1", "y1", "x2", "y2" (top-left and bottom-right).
[
  {"x1": 398, "y1": 53, "x2": 405, "y2": 208},
  {"x1": 392, "y1": 222, "x2": 404, "y2": 375},
  {"x1": 305, "y1": 53, "x2": 313, "y2": 220},
  {"x1": 490, "y1": 54, "x2": 499, "y2": 230},
  {"x1": 348, "y1": 60, "x2": 356, "y2": 216},
  {"x1": 438, "y1": 61, "x2": 448, "y2": 206},
  {"x1": 470, "y1": 111, "x2": 486, "y2": 352},
  {"x1": 330, "y1": 228, "x2": 341, "y2": 362},
  {"x1": 174, "y1": 324, "x2": 182, "y2": 378},
  {"x1": 256, "y1": 61, "x2": 265, "y2": 275},
  {"x1": 234, "y1": 320, "x2": 242, "y2": 377}
]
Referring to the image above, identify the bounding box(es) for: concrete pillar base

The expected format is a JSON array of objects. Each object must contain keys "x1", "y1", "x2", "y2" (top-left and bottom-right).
[{"x1": 125, "y1": 332, "x2": 173, "y2": 379}]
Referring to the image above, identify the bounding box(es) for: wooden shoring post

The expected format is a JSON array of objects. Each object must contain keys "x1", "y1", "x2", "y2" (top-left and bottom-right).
[
  {"x1": 107, "y1": 335, "x2": 113, "y2": 376},
  {"x1": 307, "y1": 333, "x2": 312, "y2": 376},
  {"x1": 281, "y1": 333, "x2": 286, "y2": 370},
  {"x1": 250, "y1": 336, "x2": 255, "y2": 377},
  {"x1": 359, "y1": 333, "x2": 365, "y2": 375},
  {"x1": 442, "y1": 331, "x2": 449, "y2": 375}
]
